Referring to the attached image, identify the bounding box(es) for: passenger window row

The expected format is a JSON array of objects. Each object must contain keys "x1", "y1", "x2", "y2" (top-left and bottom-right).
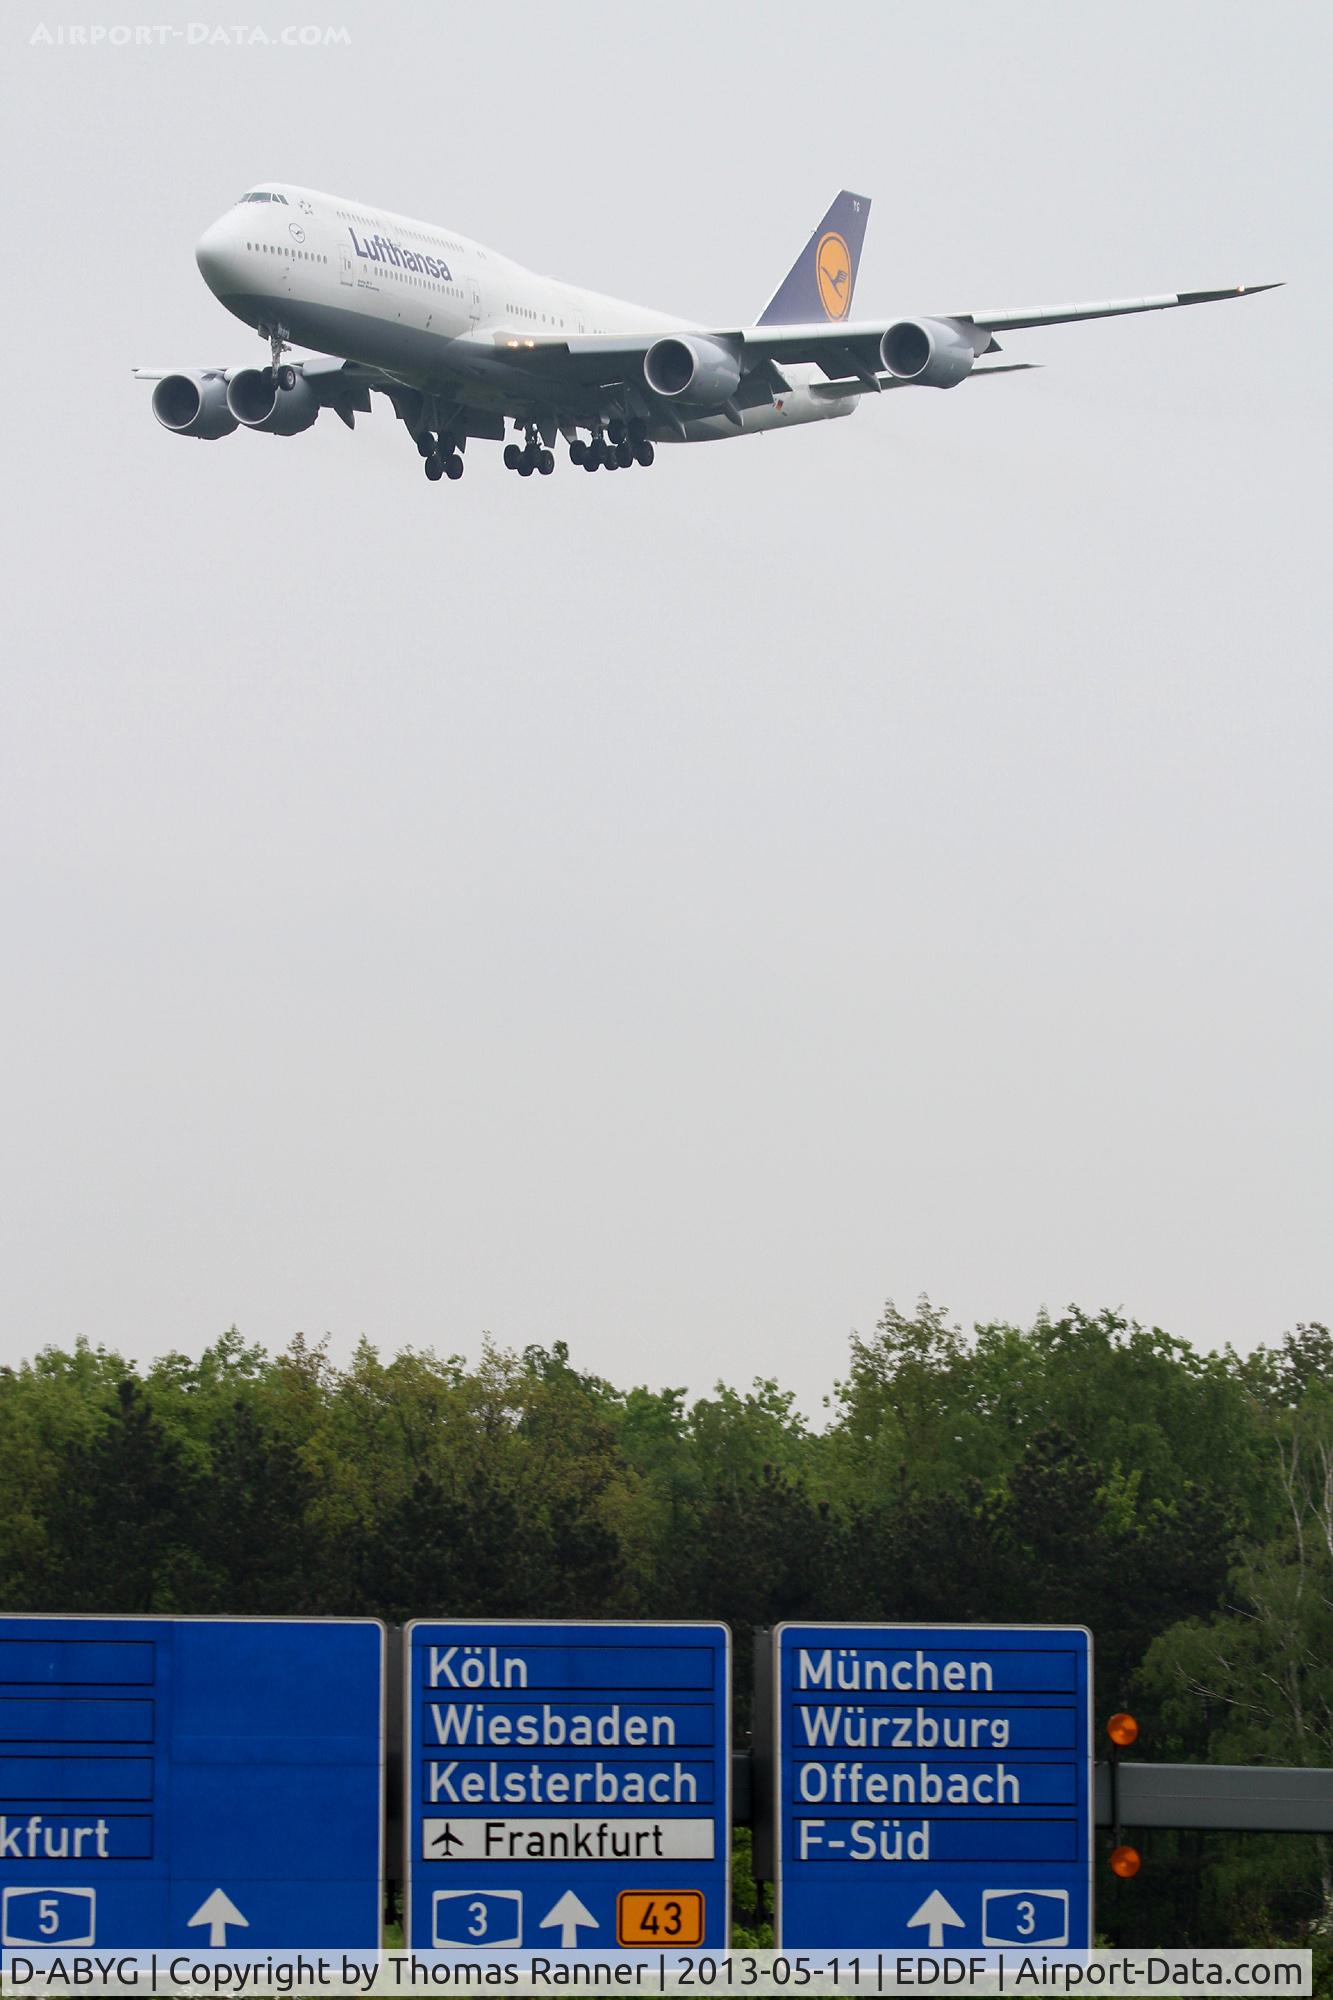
[{"x1": 248, "y1": 242, "x2": 328, "y2": 263}]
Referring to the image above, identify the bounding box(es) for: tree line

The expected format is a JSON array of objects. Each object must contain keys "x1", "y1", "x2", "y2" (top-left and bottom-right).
[{"x1": 0, "y1": 1303, "x2": 1329, "y2": 1956}]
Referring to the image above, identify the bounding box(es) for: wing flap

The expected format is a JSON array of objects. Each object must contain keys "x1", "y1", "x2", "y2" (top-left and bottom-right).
[{"x1": 806, "y1": 362, "x2": 1039, "y2": 401}]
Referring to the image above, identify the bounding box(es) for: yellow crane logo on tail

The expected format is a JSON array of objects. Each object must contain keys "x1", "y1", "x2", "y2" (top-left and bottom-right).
[{"x1": 816, "y1": 230, "x2": 852, "y2": 319}]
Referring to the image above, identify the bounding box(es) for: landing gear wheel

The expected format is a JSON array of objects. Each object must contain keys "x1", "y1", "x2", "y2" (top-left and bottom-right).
[
  {"x1": 416, "y1": 432, "x2": 436, "y2": 458},
  {"x1": 276, "y1": 364, "x2": 297, "y2": 393},
  {"x1": 503, "y1": 443, "x2": 522, "y2": 471},
  {"x1": 608, "y1": 419, "x2": 627, "y2": 446},
  {"x1": 615, "y1": 439, "x2": 634, "y2": 468},
  {"x1": 635, "y1": 440, "x2": 655, "y2": 467},
  {"x1": 569, "y1": 438, "x2": 587, "y2": 466},
  {"x1": 444, "y1": 453, "x2": 464, "y2": 480},
  {"x1": 424, "y1": 455, "x2": 444, "y2": 481},
  {"x1": 538, "y1": 449, "x2": 555, "y2": 475},
  {"x1": 582, "y1": 449, "x2": 600, "y2": 472},
  {"x1": 518, "y1": 453, "x2": 534, "y2": 476}
]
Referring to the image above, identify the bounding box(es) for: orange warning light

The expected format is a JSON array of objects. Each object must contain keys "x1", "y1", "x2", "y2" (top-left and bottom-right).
[
  {"x1": 1107, "y1": 1712, "x2": 1139, "y2": 1747},
  {"x1": 1110, "y1": 1845, "x2": 1142, "y2": 1879}
]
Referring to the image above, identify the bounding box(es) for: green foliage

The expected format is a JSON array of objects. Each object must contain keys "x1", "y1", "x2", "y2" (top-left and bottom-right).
[{"x1": 0, "y1": 1305, "x2": 1327, "y2": 1950}]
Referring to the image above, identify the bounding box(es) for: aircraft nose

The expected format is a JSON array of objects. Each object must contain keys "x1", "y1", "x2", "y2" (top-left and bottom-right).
[{"x1": 195, "y1": 214, "x2": 238, "y2": 296}]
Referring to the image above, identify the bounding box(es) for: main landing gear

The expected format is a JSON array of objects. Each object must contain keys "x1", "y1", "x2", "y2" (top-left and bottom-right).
[
  {"x1": 569, "y1": 420, "x2": 655, "y2": 472},
  {"x1": 503, "y1": 426, "x2": 555, "y2": 477},
  {"x1": 419, "y1": 430, "x2": 465, "y2": 482}
]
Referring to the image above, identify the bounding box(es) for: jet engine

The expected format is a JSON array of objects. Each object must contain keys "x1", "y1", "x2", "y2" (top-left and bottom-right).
[
  {"x1": 643, "y1": 335, "x2": 742, "y2": 408},
  {"x1": 226, "y1": 368, "x2": 321, "y2": 435},
  {"x1": 879, "y1": 317, "x2": 980, "y2": 389},
  {"x1": 151, "y1": 372, "x2": 238, "y2": 439}
]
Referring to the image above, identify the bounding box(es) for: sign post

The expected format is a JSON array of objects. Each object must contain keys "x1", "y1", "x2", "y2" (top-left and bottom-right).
[
  {"x1": 774, "y1": 1622, "x2": 1092, "y2": 1949},
  {"x1": 405, "y1": 1620, "x2": 730, "y2": 1950},
  {"x1": 0, "y1": 1615, "x2": 385, "y2": 1949}
]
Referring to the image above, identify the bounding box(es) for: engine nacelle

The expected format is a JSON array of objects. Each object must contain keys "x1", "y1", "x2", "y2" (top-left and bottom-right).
[
  {"x1": 151, "y1": 372, "x2": 237, "y2": 439},
  {"x1": 643, "y1": 335, "x2": 742, "y2": 408},
  {"x1": 226, "y1": 368, "x2": 320, "y2": 435},
  {"x1": 879, "y1": 317, "x2": 979, "y2": 389}
]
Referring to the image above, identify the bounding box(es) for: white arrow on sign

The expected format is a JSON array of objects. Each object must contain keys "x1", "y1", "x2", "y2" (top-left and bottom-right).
[
  {"x1": 906, "y1": 1890, "x2": 966, "y2": 1948},
  {"x1": 187, "y1": 1889, "x2": 250, "y2": 1948},
  {"x1": 538, "y1": 1891, "x2": 599, "y2": 1947}
]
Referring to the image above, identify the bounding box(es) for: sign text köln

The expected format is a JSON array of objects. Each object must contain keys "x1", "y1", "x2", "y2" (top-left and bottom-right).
[{"x1": 406, "y1": 1621, "x2": 730, "y2": 1950}]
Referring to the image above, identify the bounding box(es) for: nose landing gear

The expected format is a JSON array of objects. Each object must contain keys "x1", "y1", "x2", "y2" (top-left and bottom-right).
[{"x1": 262, "y1": 323, "x2": 295, "y2": 390}]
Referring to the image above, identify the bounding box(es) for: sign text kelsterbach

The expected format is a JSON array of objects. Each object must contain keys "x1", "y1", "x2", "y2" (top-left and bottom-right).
[{"x1": 406, "y1": 1620, "x2": 730, "y2": 1951}]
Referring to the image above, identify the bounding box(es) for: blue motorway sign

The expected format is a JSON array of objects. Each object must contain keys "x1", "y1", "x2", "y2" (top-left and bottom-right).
[
  {"x1": 0, "y1": 1617, "x2": 384, "y2": 1950},
  {"x1": 774, "y1": 1623, "x2": 1092, "y2": 1950},
  {"x1": 406, "y1": 1621, "x2": 729, "y2": 1951}
]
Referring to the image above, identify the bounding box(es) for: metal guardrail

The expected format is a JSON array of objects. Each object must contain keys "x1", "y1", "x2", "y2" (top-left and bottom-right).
[{"x1": 1098, "y1": 1759, "x2": 1333, "y2": 1833}]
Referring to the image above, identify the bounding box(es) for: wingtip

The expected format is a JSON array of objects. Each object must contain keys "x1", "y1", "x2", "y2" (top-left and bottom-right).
[{"x1": 1179, "y1": 281, "x2": 1284, "y2": 306}]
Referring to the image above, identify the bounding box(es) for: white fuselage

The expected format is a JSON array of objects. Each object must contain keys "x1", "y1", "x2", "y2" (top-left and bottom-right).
[{"x1": 194, "y1": 183, "x2": 853, "y2": 441}]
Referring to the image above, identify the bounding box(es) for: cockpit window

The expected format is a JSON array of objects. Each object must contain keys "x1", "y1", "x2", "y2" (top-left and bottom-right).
[{"x1": 235, "y1": 190, "x2": 288, "y2": 204}]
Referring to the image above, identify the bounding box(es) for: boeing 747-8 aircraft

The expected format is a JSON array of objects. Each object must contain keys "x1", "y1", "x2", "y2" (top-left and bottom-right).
[{"x1": 135, "y1": 184, "x2": 1276, "y2": 483}]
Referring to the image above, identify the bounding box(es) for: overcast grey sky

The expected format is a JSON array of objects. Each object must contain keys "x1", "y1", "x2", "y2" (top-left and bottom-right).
[{"x1": 2, "y1": 0, "x2": 1328, "y2": 1412}]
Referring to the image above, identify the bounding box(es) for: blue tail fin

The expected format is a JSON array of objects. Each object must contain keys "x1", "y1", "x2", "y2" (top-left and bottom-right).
[{"x1": 756, "y1": 189, "x2": 871, "y2": 325}]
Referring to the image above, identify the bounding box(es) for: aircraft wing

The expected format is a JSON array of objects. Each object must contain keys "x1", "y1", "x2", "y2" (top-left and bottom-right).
[
  {"x1": 492, "y1": 282, "x2": 1280, "y2": 392},
  {"x1": 742, "y1": 282, "x2": 1281, "y2": 365}
]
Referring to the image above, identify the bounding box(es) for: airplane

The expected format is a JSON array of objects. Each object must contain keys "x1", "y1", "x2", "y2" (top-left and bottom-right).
[
  {"x1": 430, "y1": 1824, "x2": 463, "y2": 1854},
  {"x1": 135, "y1": 183, "x2": 1278, "y2": 484}
]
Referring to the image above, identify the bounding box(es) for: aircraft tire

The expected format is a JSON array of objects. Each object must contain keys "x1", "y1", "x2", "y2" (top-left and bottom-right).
[
  {"x1": 518, "y1": 455, "x2": 534, "y2": 476},
  {"x1": 569, "y1": 439, "x2": 587, "y2": 465},
  {"x1": 503, "y1": 443, "x2": 521, "y2": 471},
  {"x1": 444, "y1": 454, "x2": 464, "y2": 480},
  {"x1": 424, "y1": 456, "x2": 444, "y2": 481},
  {"x1": 538, "y1": 450, "x2": 555, "y2": 475},
  {"x1": 635, "y1": 441, "x2": 655, "y2": 467},
  {"x1": 615, "y1": 440, "x2": 634, "y2": 467}
]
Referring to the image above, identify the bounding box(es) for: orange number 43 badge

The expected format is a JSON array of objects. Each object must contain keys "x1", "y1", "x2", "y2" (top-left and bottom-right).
[{"x1": 616, "y1": 1891, "x2": 705, "y2": 1946}]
